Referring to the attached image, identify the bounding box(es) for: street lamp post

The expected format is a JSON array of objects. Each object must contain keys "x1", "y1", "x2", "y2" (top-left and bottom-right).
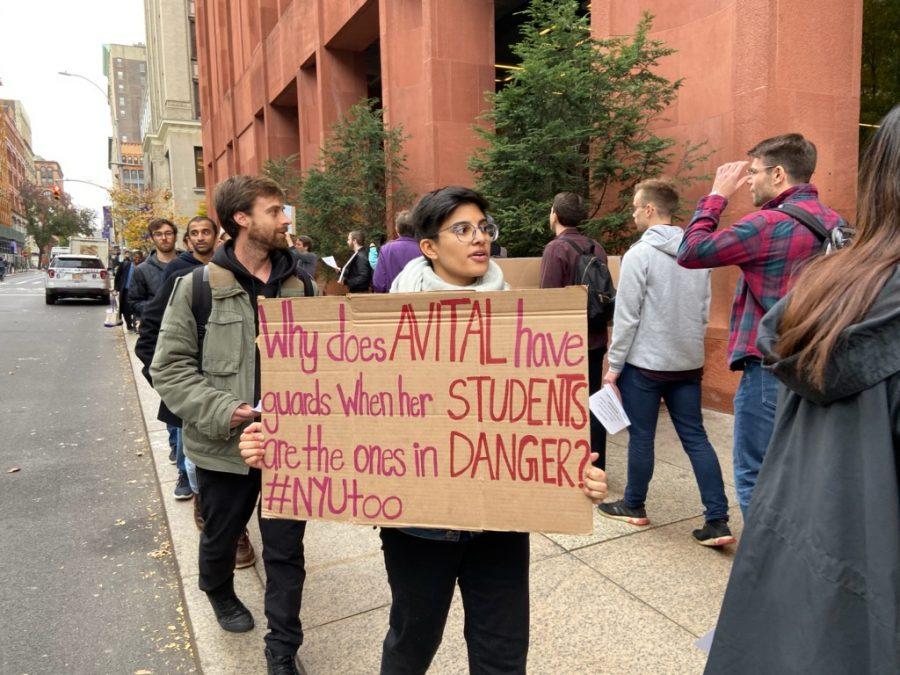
[
  {"x1": 57, "y1": 71, "x2": 110, "y2": 103},
  {"x1": 57, "y1": 70, "x2": 125, "y2": 248}
]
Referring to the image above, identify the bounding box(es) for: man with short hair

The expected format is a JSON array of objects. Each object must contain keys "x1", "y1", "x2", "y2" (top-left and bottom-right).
[
  {"x1": 131, "y1": 218, "x2": 180, "y2": 460},
  {"x1": 372, "y1": 210, "x2": 422, "y2": 292},
  {"x1": 291, "y1": 235, "x2": 318, "y2": 280},
  {"x1": 114, "y1": 252, "x2": 135, "y2": 330},
  {"x1": 677, "y1": 133, "x2": 847, "y2": 515},
  {"x1": 129, "y1": 218, "x2": 178, "y2": 321},
  {"x1": 540, "y1": 192, "x2": 610, "y2": 470},
  {"x1": 151, "y1": 176, "x2": 309, "y2": 674},
  {"x1": 599, "y1": 179, "x2": 734, "y2": 546}
]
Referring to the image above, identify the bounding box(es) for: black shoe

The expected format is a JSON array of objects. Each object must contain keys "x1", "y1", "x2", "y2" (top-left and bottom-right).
[
  {"x1": 265, "y1": 648, "x2": 299, "y2": 675},
  {"x1": 168, "y1": 447, "x2": 177, "y2": 464},
  {"x1": 692, "y1": 519, "x2": 736, "y2": 547},
  {"x1": 173, "y1": 470, "x2": 193, "y2": 500},
  {"x1": 597, "y1": 499, "x2": 650, "y2": 526},
  {"x1": 208, "y1": 593, "x2": 254, "y2": 633}
]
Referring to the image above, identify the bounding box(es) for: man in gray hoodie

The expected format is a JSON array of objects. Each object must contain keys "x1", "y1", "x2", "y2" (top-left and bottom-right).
[{"x1": 598, "y1": 179, "x2": 734, "y2": 547}]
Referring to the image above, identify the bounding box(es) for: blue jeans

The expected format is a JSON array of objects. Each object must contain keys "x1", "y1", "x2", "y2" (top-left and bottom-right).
[
  {"x1": 167, "y1": 424, "x2": 179, "y2": 452},
  {"x1": 174, "y1": 428, "x2": 199, "y2": 493},
  {"x1": 732, "y1": 360, "x2": 779, "y2": 516},
  {"x1": 618, "y1": 364, "x2": 729, "y2": 522}
]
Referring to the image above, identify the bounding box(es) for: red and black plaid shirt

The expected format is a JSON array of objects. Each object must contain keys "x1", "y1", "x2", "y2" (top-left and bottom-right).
[{"x1": 677, "y1": 184, "x2": 847, "y2": 369}]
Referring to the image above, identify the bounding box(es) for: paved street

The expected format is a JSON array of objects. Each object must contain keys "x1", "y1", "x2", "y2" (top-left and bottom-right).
[{"x1": 0, "y1": 271, "x2": 197, "y2": 674}]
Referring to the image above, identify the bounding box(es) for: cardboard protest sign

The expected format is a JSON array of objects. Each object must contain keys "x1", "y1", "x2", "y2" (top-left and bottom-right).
[{"x1": 257, "y1": 287, "x2": 593, "y2": 534}]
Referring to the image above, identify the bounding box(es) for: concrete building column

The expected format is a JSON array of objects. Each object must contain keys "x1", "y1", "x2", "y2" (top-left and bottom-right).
[{"x1": 380, "y1": 0, "x2": 495, "y2": 196}]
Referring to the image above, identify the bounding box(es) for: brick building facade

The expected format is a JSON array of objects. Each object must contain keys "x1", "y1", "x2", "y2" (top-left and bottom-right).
[{"x1": 192, "y1": 0, "x2": 863, "y2": 408}]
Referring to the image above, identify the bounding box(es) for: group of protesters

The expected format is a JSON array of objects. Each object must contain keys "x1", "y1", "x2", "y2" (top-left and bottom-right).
[{"x1": 133, "y1": 103, "x2": 899, "y2": 674}]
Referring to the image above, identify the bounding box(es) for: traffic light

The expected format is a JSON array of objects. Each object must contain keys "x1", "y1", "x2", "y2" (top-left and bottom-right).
[{"x1": 51, "y1": 185, "x2": 61, "y2": 201}]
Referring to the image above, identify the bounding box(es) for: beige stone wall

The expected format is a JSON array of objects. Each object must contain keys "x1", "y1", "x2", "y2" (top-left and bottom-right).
[{"x1": 143, "y1": 0, "x2": 204, "y2": 223}]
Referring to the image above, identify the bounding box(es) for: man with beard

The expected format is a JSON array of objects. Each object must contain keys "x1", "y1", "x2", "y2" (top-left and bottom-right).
[
  {"x1": 136, "y1": 215, "x2": 259, "y2": 572},
  {"x1": 129, "y1": 218, "x2": 178, "y2": 321},
  {"x1": 151, "y1": 176, "x2": 311, "y2": 674},
  {"x1": 676, "y1": 134, "x2": 847, "y2": 515}
]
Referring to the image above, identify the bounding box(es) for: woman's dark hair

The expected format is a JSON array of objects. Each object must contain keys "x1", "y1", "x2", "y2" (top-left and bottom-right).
[
  {"x1": 776, "y1": 104, "x2": 900, "y2": 388},
  {"x1": 348, "y1": 230, "x2": 365, "y2": 246},
  {"x1": 412, "y1": 186, "x2": 489, "y2": 241},
  {"x1": 297, "y1": 235, "x2": 313, "y2": 251}
]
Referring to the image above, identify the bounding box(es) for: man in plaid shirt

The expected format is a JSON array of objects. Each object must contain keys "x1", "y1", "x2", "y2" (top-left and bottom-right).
[{"x1": 677, "y1": 134, "x2": 847, "y2": 516}]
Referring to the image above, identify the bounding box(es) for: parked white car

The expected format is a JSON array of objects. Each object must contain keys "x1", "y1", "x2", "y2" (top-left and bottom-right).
[{"x1": 45, "y1": 254, "x2": 110, "y2": 305}]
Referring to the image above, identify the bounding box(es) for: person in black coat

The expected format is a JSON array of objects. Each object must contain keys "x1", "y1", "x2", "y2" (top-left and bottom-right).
[
  {"x1": 113, "y1": 252, "x2": 134, "y2": 330},
  {"x1": 338, "y1": 229, "x2": 372, "y2": 292},
  {"x1": 706, "y1": 104, "x2": 900, "y2": 674}
]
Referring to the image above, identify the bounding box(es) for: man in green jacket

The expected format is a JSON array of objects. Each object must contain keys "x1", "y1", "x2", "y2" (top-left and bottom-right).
[{"x1": 151, "y1": 175, "x2": 308, "y2": 675}]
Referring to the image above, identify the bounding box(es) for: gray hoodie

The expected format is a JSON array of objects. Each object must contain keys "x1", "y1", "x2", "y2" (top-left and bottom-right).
[{"x1": 607, "y1": 224, "x2": 710, "y2": 373}]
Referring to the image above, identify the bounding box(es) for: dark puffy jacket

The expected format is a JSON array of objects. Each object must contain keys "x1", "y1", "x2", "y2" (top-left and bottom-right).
[
  {"x1": 135, "y1": 252, "x2": 205, "y2": 426},
  {"x1": 340, "y1": 249, "x2": 372, "y2": 292},
  {"x1": 129, "y1": 252, "x2": 169, "y2": 318},
  {"x1": 706, "y1": 266, "x2": 900, "y2": 675}
]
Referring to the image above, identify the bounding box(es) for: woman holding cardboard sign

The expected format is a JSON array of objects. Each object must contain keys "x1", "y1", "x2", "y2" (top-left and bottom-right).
[{"x1": 241, "y1": 186, "x2": 608, "y2": 673}]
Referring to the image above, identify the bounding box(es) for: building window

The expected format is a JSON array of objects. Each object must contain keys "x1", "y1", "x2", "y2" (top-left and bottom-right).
[
  {"x1": 194, "y1": 147, "x2": 205, "y2": 188},
  {"x1": 189, "y1": 17, "x2": 198, "y2": 61},
  {"x1": 192, "y1": 78, "x2": 201, "y2": 119},
  {"x1": 119, "y1": 96, "x2": 125, "y2": 106},
  {"x1": 117, "y1": 70, "x2": 123, "y2": 79},
  {"x1": 139, "y1": 63, "x2": 146, "y2": 73}
]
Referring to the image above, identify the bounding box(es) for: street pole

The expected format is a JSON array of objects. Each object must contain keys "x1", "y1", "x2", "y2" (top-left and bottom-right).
[{"x1": 57, "y1": 71, "x2": 124, "y2": 248}]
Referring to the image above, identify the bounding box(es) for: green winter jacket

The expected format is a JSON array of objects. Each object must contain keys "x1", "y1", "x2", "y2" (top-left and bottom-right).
[{"x1": 150, "y1": 261, "x2": 307, "y2": 474}]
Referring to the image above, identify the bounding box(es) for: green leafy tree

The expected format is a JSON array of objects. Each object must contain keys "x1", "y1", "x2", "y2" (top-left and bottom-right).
[
  {"x1": 471, "y1": 1, "x2": 709, "y2": 256},
  {"x1": 20, "y1": 181, "x2": 94, "y2": 261},
  {"x1": 861, "y1": 0, "x2": 900, "y2": 151},
  {"x1": 263, "y1": 99, "x2": 412, "y2": 268}
]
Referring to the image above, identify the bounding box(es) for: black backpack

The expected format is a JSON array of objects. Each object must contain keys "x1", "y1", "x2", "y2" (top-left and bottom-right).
[
  {"x1": 774, "y1": 203, "x2": 854, "y2": 254},
  {"x1": 562, "y1": 238, "x2": 616, "y2": 331},
  {"x1": 190, "y1": 265, "x2": 315, "y2": 369}
]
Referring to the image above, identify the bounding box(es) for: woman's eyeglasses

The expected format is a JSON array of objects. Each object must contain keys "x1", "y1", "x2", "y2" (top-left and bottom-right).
[{"x1": 439, "y1": 220, "x2": 499, "y2": 243}]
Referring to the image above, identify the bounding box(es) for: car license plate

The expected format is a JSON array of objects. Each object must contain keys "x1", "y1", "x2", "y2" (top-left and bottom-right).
[{"x1": 72, "y1": 274, "x2": 82, "y2": 281}]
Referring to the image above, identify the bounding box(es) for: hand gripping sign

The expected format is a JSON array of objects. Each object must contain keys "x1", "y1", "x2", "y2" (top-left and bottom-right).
[{"x1": 257, "y1": 287, "x2": 592, "y2": 534}]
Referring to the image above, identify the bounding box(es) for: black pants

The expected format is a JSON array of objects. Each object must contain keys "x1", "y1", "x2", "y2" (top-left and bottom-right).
[
  {"x1": 587, "y1": 346, "x2": 608, "y2": 470},
  {"x1": 196, "y1": 466, "x2": 307, "y2": 656},
  {"x1": 119, "y1": 289, "x2": 133, "y2": 329},
  {"x1": 379, "y1": 528, "x2": 530, "y2": 675}
]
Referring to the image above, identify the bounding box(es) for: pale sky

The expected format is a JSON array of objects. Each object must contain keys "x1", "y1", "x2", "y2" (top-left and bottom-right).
[{"x1": 0, "y1": 0, "x2": 146, "y2": 229}]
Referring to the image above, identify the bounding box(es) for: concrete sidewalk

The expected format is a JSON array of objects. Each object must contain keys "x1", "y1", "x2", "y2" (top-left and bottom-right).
[{"x1": 124, "y1": 328, "x2": 737, "y2": 674}]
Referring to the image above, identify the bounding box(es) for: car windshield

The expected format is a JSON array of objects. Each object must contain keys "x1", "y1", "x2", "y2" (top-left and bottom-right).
[{"x1": 54, "y1": 258, "x2": 103, "y2": 269}]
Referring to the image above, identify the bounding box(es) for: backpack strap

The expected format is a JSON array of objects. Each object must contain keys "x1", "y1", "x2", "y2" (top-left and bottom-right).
[
  {"x1": 776, "y1": 203, "x2": 828, "y2": 241},
  {"x1": 560, "y1": 237, "x2": 593, "y2": 257},
  {"x1": 281, "y1": 270, "x2": 315, "y2": 297},
  {"x1": 191, "y1": 266, "x2": 212, "y2": 370}
]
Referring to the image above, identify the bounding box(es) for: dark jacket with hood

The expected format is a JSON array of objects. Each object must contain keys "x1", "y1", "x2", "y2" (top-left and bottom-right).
[
  {"x1": 135, "y1": 251, "x2": 206, "y2": 427},
  {"x1": 129, "y1": 251, "x2": 170, "y2": 318},
  {"x1": 149, "y1": 242, "x2": 305, "y2": 474},
  {"x1": 706, "y1": 266, "x2": 900, "y2": 674}
]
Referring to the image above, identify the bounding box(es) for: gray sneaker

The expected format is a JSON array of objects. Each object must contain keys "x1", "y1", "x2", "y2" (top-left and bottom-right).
[
  {"x1": 597, "y1": 499, "x2": 650, "y2": 526},
  {"x1": 174, "y1": 470, "x2": 193, "y2": 500}
]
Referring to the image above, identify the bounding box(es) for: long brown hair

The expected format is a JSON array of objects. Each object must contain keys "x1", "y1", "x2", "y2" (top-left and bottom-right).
[{"x1": 776, "y1": 104, "x2": 900, "y2": 388}]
